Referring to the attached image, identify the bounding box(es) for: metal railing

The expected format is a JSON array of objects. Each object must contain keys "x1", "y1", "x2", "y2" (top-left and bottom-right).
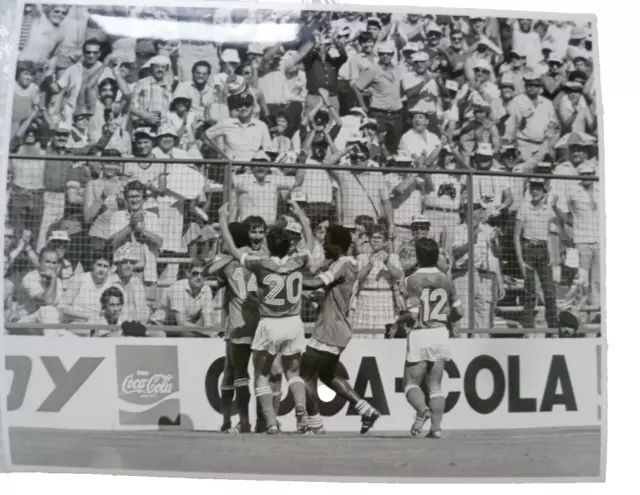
[{"x1": 5, "y1": 152, "x2": 602, "y2": 336}]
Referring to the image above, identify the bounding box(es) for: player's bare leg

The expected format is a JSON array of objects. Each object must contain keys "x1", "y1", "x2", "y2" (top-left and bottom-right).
[
  {"x1": 229, "y1": 343, "x2": 252, "y2": 433},
  {"x1": 426, "y1": 359, "x2": 446, "y2": 438},
  {"x1": 403, "y1": 360, "x2": 432, "y2": 436},
  {"x1": 282, "y1": 353, "x2": 308, "y2": 433},
  {"x1": 252, "y1": 350, "x2": 279, "y2": 434},
  {"x1": 220, "y1": 341, "x2": 235, "y2": 432}
]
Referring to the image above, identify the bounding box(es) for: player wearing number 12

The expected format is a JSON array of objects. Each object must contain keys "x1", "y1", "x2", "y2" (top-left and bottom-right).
[
  {"x1": 219, "y1": 201, "x2": 312, "y2": 434},
  {"x1": 395, "y1": 237, "x2": 463, "y2": 438},
  {"x1": 206, "y1": 222, "x2": 260, "y2": 433}
]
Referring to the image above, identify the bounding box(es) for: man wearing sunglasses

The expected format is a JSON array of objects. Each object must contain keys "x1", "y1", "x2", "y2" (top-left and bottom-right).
[
  {"x1": 504, "y1": 69, "x2": 560, "y2": 161},
  {"x1": 152, "y1": 260, "x2": 213, "y2": 337}
]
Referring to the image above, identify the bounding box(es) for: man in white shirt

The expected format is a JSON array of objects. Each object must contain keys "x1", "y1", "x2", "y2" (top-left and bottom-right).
[
  {"x1": 109, "y1": 180, "x2": 163, "y2": 285},
  {"x1": 204, "y1": 92, "x2": 272, "y2": 163},
  {"x1": 385, "y1": 152, "x2": 428, "y2": 245},
  {"x1": 398, "y1": 100, "x2": 441, "y2": 157},
  {"x1": 554, "y1": 161, "x2": 600, "y2": 311},
  {"x1": 230, "y1": 151, "x2": 305, "y2": 225}
]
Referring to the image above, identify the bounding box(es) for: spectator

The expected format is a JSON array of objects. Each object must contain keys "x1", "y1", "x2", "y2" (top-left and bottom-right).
[
  {"x1": 354, "y1": 42, "x2": 404, "y2": 152},
  {"x1": 87, "y1": 286, "x2": 126, "y2": 336},
  {"x1": 451, "y1": 199, "x2": 502, "y2": 335},
  {"x1": 108, "y1": 179, "x2": 163, "y2": 286},
  {"x1": 397, "y1": 215, "x2": 433, "y2": 276},
  {"x1": 504, "y1": 69, "x2": 560, "y2": 160},
  {"x1": 84, "y1": 150, "x2": 127, "y2": 253},
  {"x1": 204, "y1": 92, "x2": 272, "y2": 162},
  {"x1": 130, "y1": 55, "x2": 172, "y2": 129},
  {"x1": 385, "y1": 152, "x2": 429, "y2": 245},
  {"x1": 555, "y1": 161, "x2": 600, "y2": 313},
  {"x1": 173, "y1": 61, "x2": 216, "y2": 123},
  {"x1": 230, "y1": 151, "x2": 305, "y2": 224},
  {"x1": 59, "y1": 250, "x2": 116, "y2": 325},
  {"x1": 514, "y1": 172, "x2": 563, "y2": 330},
  {"x1": 48, "y1": 38, "x2": 116, "y2": 124},
  {"x1": 352, "y1": 225, "x2": 403, "y2": 333},
  {"x1": 152, "y1": 259, "x2": 214, "y2": 337},
  {"x1": 12, "y1": 247, "x2": 63, "y2": 326},
  {"x1": 325, "y1": 139, "x2": 393, "y2": 233},
  {"x1": 110, "y1": 245, "x2": 152, "y2": 323},
  {"x1": 398, "y1": 100, "x2": 442, "y2": 158}
]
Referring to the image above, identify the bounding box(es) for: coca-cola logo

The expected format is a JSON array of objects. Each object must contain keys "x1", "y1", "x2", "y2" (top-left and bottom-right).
[{"x1": 121, "y1": 371, "x2": 175, "y2": 398}]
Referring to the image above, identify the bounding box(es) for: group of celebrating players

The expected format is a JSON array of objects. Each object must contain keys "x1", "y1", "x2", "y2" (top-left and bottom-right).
[{"x1": 207, "y1": 200, "x2": 462, "y2": 438}]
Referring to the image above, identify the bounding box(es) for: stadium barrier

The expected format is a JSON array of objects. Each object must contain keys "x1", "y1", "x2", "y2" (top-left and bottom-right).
[
  {"x1": 3, "y1": 335, "x2": 603, "y2": 432},
  {"x1": 5, "y1": 154, "x2": 602, "y2": 334}
]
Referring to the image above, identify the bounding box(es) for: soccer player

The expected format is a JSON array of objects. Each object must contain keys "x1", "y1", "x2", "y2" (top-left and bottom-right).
[
  {"x1": 243, "y1": 215, "x2": 268, "y2": 255},
  {"x1": 219, "y1": 201, "x2": 313, "y2": 434},
  {"x1": 395, "y1": 237, "x2": 463, "y2": 438},
  {"x1": 300, "y1": 224, "x2": 381, "y2": 435},
  {"x1": 206, "y1": 222, "x2": 260, "y2": 433}
]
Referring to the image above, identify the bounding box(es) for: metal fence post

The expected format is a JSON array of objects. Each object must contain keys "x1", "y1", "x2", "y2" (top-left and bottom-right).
[
  {"x1": 467, "y1": 172, "x2": 475, "y2": 335},
  {"x1": 222, "y1": 160, "x2": 232, "y2": 205}
]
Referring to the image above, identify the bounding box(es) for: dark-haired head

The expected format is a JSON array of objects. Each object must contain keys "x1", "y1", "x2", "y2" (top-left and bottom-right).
[
  {"x1": 324, "y1": 224, "x2": 352, "y2": 260},
  {"x1": 100, "y1": 286, "x2": 124, "y2": 308},
  {"x1": 228, "y1": 222, "x2": 251, "y2": 249},
  {"x1": 266, "y1": 226, "x2": 291, "y2": 258},
  {"x1": 415, "y1": 237, "x2": 440, "y2": 268}
]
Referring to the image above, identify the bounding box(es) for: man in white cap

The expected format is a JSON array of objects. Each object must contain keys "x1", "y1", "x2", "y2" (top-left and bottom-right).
[
  {"x1": 385, "y1": 152, "x2": 430, "y2": 247},
  {"x1": 553, "y1": 161, "x2": 600, "y2": 313},
  {"x1": 130, "y1": 54, "x2": 172, "y2": 129},
  {"x1": 212, "y1": 49, "x2": 241, "y2": 89},
  {"x1": 401, "y1": 51, "x2": 431, "y2": 110},
  {"x1": 397, "y1": 215, "x2": 433, "y2": 276},
  {"x1": 398, "y1": 100, "x2": 441, "y2": 158},
  {"x1": 355, "y1": 42, "x2": 404, "y2": 152},
  {"x1": 110, "y1": 245, "x2": 151, "y2": 324},
  {"x1": 504, "y1": 68, "x2": 559, "y2": 160}
]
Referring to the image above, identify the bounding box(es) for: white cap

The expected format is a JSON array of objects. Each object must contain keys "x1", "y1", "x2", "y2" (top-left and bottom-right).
[
  {"x1": 285, "y1": 221, "x2": 303, "y2": 235},
  {"x1": 473, "y1": 58, "x2": 493, "y2": 72},
  {"x1": 445, "y1": 79, "x2": 460, "y2": 92},
  {"x1": 48, "y1": 230, "x2": 70, "y2": 243},
  {"x1": 411, "y1": 51, "x2": 430, "y2": 63},
  {"x1": 411, "y1": 215, "x2": 431, "y2": 225},
  {"x1": 156, "y1": 123, "x2": 178, "y2": 138},
  {"x1": 144, "y1": 55, "x2": 171, "y2": 68},
  {"x1": 114, "y1": 245, "x2": 141, "y2": 263},
  {"x1": 402, "y1": 42, "x2": 420, "y2": 53},
  {"x1": 475, "y1": 142, "x2": 494, "y2": 156},
  {"x1": 425, "y1": 23, "x2": 443, "y2": 35},
  {"x1": 547, "y1": 52, "x2": 564, "y2": 64},
  {"x1": 349, "y1": 107, "x2": 368, "y2": 119},
  {"x1": 377, "y1": 42, "x2": 395, "y2": 54},
  {"x1": 221, "y1": 49, "x2": 241, "y2": 63},
  {"x1": 359, "y1": 118, "x2": 379, "y2": 130}
]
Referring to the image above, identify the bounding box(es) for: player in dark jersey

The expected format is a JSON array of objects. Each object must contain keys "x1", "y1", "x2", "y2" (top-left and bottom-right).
[
  {"x1": 206, "y1": 222, "x2": 260, "y2": 433},
  {"x1": 299, "y1": 224, "x2": 381, "y2": 435},
  {"x1": 219, "y1": 201, "x2": 313, "y2": 434},
  {"x1": 395, "y1": 237, "x2": 463, "y2": 438}
]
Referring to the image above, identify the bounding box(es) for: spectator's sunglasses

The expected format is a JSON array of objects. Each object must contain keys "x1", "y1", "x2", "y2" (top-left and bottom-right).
[
  {"x1": 350, "y1": 153, "x2": 367, "y2": 162},
  {"x1": 238, "y1": 102, "x2": 252, "y2": 109},
  {"x1": 474, "y1": 68, "x2": 491, "y2": 75},
  {"x1": 190, "y1": 269, "x2": 204, "y2": 278},
  {"x1": 119, "y1": 260, "x2": 137, "y2": 266},
  {"x1": 451, "y1": 35, "x2": 464, "y2": 42},
  {"x1": 51, "y1": 8, "x2": 69, "y2": 15}
]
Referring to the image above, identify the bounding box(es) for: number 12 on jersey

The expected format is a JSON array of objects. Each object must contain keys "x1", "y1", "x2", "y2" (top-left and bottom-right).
[{"x1": 419, "y1": 288, "x2": 448, "y2": 325}]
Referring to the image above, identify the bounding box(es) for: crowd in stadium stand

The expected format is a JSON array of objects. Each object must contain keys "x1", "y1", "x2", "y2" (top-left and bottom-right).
[{"x1": 3, "y1": 4, "x2": 601, "y2": 337}]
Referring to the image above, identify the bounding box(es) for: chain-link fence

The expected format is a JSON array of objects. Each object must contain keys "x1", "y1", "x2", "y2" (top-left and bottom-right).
[{"x1": 3, "y1": 154, "x2": 601, "y2": 338}]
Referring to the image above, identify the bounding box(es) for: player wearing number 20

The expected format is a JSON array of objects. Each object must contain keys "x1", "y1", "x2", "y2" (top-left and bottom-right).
[
  {"x1": 395, "y1": 237, "x2": 464, "y2": 439},
  {"x1": 206, "y1": 222, "x2": 260, "y2": 434},
  {"x1": 219, "y1": 201, "x2": 313, "y2": 435}
]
